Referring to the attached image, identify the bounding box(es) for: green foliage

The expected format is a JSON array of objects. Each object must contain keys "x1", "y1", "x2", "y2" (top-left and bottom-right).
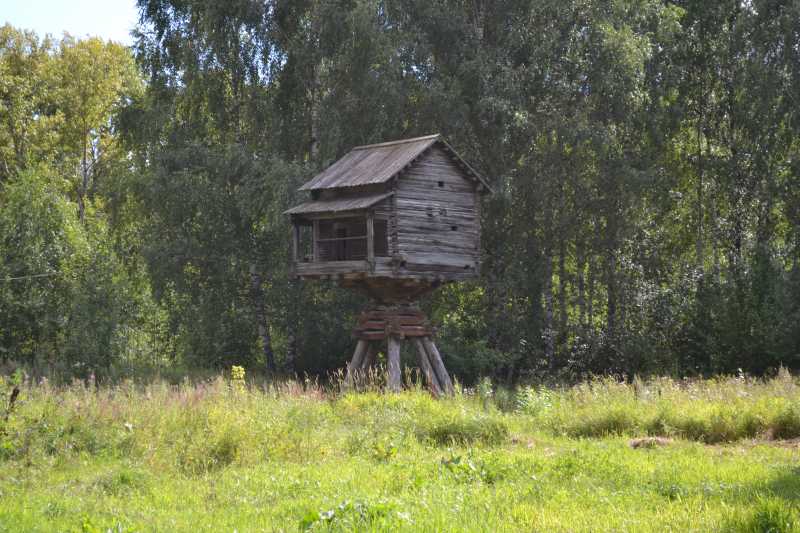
[
  {"x1": 0, "y1": 169, "x2": 162, "y2": 375},
  {"x1": 4, "y1": 0, "x2": 800, "y2": 384}
]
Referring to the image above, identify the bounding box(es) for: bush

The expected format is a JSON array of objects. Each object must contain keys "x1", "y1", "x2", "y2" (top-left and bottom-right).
[{"x1": 770, "y1": 405, "x2": 800, "y2": 440}]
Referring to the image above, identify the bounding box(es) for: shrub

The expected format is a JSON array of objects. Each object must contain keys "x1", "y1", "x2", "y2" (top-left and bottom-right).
[
  {"x1": 516, "y1": 386, "x2": 554, "y2": 418},
  {"x1": 770, "y1": 405, "x2": 800, "y2": 440}
]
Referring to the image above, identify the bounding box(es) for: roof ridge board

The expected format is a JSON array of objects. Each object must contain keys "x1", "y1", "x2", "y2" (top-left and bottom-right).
[{"x1": 351, "y1": 133, "x2": 440, "y2": 151}]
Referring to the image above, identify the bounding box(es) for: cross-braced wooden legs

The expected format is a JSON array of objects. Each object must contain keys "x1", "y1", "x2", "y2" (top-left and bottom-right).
[
  {"x1": 345, "y1": 340, "x2": 375, "y2": 387},
  {"x1": 345, "y1": 335, "x2": 453, "y2": 396},
  {"x1": 413, "y1": 338, "x2": 441, "y2": 396},
  {"x1": 421, "y1": 336, "x2": 454, "y2": 395}
]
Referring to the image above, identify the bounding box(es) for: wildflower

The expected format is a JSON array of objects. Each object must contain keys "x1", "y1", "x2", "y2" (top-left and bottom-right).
[
  {"x1": 231, "y1": 366, "x2": 246, "y2": 382},
  {"x1": 231, "y1": 365, "x2": 246, "y2": 393}
]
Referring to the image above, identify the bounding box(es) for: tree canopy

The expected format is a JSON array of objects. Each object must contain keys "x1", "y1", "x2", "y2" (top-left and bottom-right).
[{"x1": 2, "y1": 0, "x2": 800, "y2": 382}]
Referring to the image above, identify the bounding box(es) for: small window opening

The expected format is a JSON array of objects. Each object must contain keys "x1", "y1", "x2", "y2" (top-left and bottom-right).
[
  {"x1": 451, "y1": 225, "x2": 458, "y2": 231},
  {"x1": 438, "y1": 181, "x2": 444, "y2": 187},
  {"x1": 426, "y1": 206, "x2": 434, "y2": 217}
]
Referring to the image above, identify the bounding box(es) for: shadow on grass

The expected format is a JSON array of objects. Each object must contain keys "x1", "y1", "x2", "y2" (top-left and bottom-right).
[{"x1": 764, "y1": 466, "x2": 800, "y2": 502}]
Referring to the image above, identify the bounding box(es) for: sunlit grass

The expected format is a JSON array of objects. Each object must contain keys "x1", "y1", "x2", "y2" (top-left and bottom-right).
[{"x1": 1, "y1": 372, "x2": 799, "y2": 531}]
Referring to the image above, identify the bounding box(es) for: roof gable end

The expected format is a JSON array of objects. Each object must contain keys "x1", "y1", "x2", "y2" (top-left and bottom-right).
[{"x1": 298, "y1": 134, "x2": 491, "y2": 193}]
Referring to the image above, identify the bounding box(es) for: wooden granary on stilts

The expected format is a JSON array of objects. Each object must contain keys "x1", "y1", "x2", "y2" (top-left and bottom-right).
[{"x1": 285, "y1": 134, "x2": 491, "y2": 395}]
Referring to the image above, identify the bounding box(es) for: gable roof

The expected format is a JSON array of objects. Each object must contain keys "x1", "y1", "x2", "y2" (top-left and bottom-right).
[
  {"x1": 283, "y1": 191, "x2": 393, "y2": 216},
  {"x1": 298, "y1": 134, "x2": 491, "y2": 193}
]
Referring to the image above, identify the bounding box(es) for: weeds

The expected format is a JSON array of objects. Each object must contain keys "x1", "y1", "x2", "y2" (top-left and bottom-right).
[
  {"x1": 2, "y1": 371, "x2": 800, "y2": 531},
  {"x1": 515, "y1": 372, "x2": 800, "y2": 443}
]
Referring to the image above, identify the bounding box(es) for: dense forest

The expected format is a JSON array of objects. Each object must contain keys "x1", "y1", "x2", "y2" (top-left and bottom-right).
[{"x1": 1, "y1": 0, "x2": 799, "y2": 384}]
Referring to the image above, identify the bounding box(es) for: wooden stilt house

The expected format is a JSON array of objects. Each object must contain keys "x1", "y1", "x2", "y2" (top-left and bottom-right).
[
  {"x1": 285, "y1": 133, "x2": 491, "y2": 301},
  {"x1": 285, "y1": 134, "x2": 491, "y2": 394}
]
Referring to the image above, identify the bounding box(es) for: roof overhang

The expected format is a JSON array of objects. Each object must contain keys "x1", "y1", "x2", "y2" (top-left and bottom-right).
[{"x1": 284, "y1": 191, "x2": 393, "y2": 216}]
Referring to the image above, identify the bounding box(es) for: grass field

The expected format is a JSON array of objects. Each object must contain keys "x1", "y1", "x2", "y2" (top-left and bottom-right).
[{"x1": 2, "y1": 371, "x2": 800, "y2": 532}]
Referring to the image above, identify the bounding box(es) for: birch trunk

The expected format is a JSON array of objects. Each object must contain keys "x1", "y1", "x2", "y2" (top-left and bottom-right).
[{"x1": 543, "y1": 251, "x2": 555, "y2": 368}]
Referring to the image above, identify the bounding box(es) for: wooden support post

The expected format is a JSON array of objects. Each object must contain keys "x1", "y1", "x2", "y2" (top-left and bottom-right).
[
  {"x1": 312, "y1": 219, "x2": 320, "y2": 262},
  {"x1": 422, "y1": 337, "x2": 454, "y2": 395},
  {"x1": 386, "y1": 336, "x2": 402, "y2": 392},
  {"x1": 292, "y1": 223, "x2": 300, "y2": 262},
  {"x1": 346, "y1": 339, "x2": 369, "y2": 385},
  {"x1": 366, "y1": 212, "x2": 374, "y2": 270},
  {"x1": 361, "y1": 342, "x2": 377, "y2": 370},
  {"x1": 413, "y1": 338, "x2": 442, "y2": 396}
]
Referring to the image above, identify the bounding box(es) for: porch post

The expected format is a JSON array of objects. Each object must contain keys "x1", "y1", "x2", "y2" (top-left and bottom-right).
[
  {"x1": 292, "y1": 222, "x2": 300, "y2": 261},
  {"x1": 366, "y1": 212, "x2": 375, "y2": 266},
  {"x1": 312, "y1": 219, "x2": 320, "y2": 262}
]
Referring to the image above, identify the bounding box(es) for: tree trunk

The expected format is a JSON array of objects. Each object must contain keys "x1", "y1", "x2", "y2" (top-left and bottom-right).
[
  {"x1": 577, "y1": 238, "x2": 586, "y2": 329},
  {"x1": 588, "y1": 253, "x2": 595, "y2": 330},
  {"x1": 285, "y1": 280, "x2": 300, "y2": 374},
  {"x1": 543, "y1": 250, "x2": 555, "y2": 368},
  {"x1": 78, "y1": 129, "x2": 88, "y2": 222},
  {"x1": 309, "y1": 2, "x2": 322, "y2": 161},
  {"x1": 695, "y1": 120, "x2": 705, "y2": 272},
  {"x1": 606, "y1": 250, "x2": 617, "y2": 338},
  {"x1": 558, "y1": 235, "x2": 568, "y2": 348},
  {"x1": 249, "y1": 263, "x2": 276, "y2": 374}
]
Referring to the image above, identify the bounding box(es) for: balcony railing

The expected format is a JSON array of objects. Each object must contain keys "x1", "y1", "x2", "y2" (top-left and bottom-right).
[{"x1": 316, "y1": 235, "x2": 367, "y2": 261}]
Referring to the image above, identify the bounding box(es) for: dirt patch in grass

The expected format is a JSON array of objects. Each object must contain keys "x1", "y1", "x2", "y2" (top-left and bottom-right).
[{"x1": 630, "y1": 437, "x2": 673, "y2": 449}]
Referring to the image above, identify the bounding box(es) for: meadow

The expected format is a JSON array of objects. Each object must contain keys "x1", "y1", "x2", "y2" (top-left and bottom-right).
[{"x1": 1, "y1": 370, "x2": 800, "y2": 532}]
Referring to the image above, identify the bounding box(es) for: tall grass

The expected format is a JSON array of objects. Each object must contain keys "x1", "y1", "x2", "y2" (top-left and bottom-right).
[
  {"x1": 2, "y1": 369, "x2": 799, "y2": 473},
  {"x1": 0, "y1": 374, "x2": 509, "y2": 472},
  {"x1": 515, "y1": 369, "x2": 800, "y2": 443},
  {"x1": 2, "y1": 371, "x2": 800, "y2": 531}
]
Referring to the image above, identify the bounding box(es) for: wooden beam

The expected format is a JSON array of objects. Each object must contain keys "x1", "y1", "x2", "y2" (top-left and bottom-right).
[
  {"x1": 387, "y1": 336, "x2": 402, "y2": 392},
  {"x1": 361, "y1": 342, "x2": 377, "y2": 370},
  {"x1": 312, "y1": 219, "x2": 320, "y2": 262},
  {"x1": 422, "y1": 337, "x2": 454, "y2": 395},
  {"x1": 366, "y1": 211, "x2": 375, "y2": 269},
  {"x1": 345, "y1": 339, "x2": 369, "y2": 386},
  {"x1": 292, "y1": 223, "x2": 300, "y2": 262},
  {"x1": 413, "y1": 338, "x2": 442, "y2": 396}
]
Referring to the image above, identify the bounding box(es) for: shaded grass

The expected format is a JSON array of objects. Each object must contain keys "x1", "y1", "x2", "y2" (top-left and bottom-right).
[{"x1": 1, "y1": 373, "x2": 800, "y2": 531}]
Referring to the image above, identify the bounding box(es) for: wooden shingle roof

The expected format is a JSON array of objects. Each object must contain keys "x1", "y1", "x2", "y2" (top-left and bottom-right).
[
  {"x1": 298, "y1": 134, "x2": 491, "y2": 192},
  {"x1": 283, "y1": 191, "x2": 393, "y2": 215}
]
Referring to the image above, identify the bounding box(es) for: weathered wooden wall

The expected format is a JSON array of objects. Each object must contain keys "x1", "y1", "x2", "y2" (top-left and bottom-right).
[{"x1": 394, "y1": 146, "x2": 479, "y2": 273}]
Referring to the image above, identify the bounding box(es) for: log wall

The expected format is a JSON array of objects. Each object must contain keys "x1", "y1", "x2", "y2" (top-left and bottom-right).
[{"x1": 394, "y1": 147, "x2": 479, "y2": 272}]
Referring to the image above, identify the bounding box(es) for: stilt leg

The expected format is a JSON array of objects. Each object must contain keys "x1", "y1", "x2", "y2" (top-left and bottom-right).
[
  {"x1": 422, "y1": 337, "x2": 454, "y2": 395},
  {"x1": 413, "y1": 338, "x2": 442, "y2": 396},
  {"x1": 346, "y1": 339, "x2": 369, "y2": 385},
  {"x1": 361, "y1": 342, "x2": 377, "y2": 370},
  {"x1": 387, "y1": 336, "x2": 402, "y2": 392}
]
